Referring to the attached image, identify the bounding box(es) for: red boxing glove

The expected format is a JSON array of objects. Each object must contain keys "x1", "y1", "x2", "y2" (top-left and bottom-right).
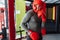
[
  {"x1": 29, "y1": 31, "x2": 39, "y2": 40},
  {"x1": 41, "y1": 28, "x2": 46, "y2": 35}
]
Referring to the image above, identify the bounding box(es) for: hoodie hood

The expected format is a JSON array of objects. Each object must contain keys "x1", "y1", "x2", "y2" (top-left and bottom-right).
[{"x1": 33, "y1": 0, "x2": 43, "y2": 5}]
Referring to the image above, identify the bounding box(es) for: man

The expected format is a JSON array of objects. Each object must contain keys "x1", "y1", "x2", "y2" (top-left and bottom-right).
[{"x1": 21, "y1": 0, "x2": 46, "y2": 40}]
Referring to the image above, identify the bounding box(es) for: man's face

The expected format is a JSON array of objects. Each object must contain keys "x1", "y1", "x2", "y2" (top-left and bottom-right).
[
  {"x1": 36, "y1": 5, "x2": 41, "y2": 10},
  {"x1": 33, "y1": 4, "x2": 42, "y2": 12}
]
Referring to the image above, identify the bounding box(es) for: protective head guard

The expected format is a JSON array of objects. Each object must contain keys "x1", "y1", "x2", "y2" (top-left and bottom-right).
[{"x1": 32, "y1": 0, "x2": 43, "y2": 12}]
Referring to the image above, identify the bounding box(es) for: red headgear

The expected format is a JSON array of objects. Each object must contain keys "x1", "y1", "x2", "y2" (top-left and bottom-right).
[
  {"x1": 32, "y1": 0, "x2": 43, "y2": 12},
  {"x1": 33, "y1": 0, "x2": 42, "y2": 5}
]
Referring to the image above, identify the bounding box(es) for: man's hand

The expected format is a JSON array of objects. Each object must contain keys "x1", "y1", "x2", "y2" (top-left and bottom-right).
[
  {"x1": 41, "y1": 27, "x2": 46, "y2": 35},
  {"x1": 28, "y1": 30, "x2": 39, "y2": 40}
]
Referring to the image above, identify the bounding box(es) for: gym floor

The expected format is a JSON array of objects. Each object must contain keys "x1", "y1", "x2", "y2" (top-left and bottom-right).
[
  {"x1": 22, "y1": 34, "x2": 60, "y2": 40},
  {"x1": 43, "y1": 34, "x2": 60, "y2": 40},
  {"x1": 2, "y1": 34, "x2": 60, "y2": 40}
]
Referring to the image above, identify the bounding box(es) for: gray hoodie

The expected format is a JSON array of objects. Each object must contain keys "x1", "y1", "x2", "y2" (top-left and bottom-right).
[{"x1": 21, "y1": 9, "x2": 42, "y2": 33}]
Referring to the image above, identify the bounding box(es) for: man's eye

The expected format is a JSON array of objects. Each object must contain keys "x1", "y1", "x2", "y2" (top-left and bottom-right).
[
  {"x1": 34, "y1": 4, "x2": 37, "y2": 6},
  {"x1": 34, "y1": 5, "x2": 36, "y2": 7}
]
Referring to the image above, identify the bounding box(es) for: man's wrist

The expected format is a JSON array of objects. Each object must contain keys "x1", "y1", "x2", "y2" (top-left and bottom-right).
[{"x1": 28, "y1": 30, "x2": 32, "y2": 35}]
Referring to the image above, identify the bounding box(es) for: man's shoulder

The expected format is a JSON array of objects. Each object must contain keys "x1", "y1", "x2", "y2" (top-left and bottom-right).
[
  {"x1": 26, "y1": 9, "x2": 34, "y2": 16},
  {"x1": 27, "y1": 9, "x2": 33, "y2": 13},
  {"x1": 26, "y1": 9, "x2": 34, "y2": 14}
]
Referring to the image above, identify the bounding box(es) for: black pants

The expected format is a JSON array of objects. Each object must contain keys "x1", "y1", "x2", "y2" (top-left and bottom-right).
[{"x1": 26, "y1": 33, "x2": 42, "y2": 40}]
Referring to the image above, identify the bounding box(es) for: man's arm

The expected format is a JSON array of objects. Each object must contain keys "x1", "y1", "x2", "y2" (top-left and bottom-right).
[
  {"x1": 21, "y1": 10, "x2": 32, "y2": 32},
  {"x1": 41, "y1": 2, "x2": 46, "y2": 27},
  {"x1": 41, "y1": 2, "x2": 46, "y2": 35}
]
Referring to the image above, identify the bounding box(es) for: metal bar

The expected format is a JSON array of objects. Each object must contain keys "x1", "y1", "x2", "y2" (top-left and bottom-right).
[
  {"x1": 5, "y1": 0, "x2": 8, "y2": 28},
  {"x1": 8, "y1": 0, "x2": 15, "y2": 40}
]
